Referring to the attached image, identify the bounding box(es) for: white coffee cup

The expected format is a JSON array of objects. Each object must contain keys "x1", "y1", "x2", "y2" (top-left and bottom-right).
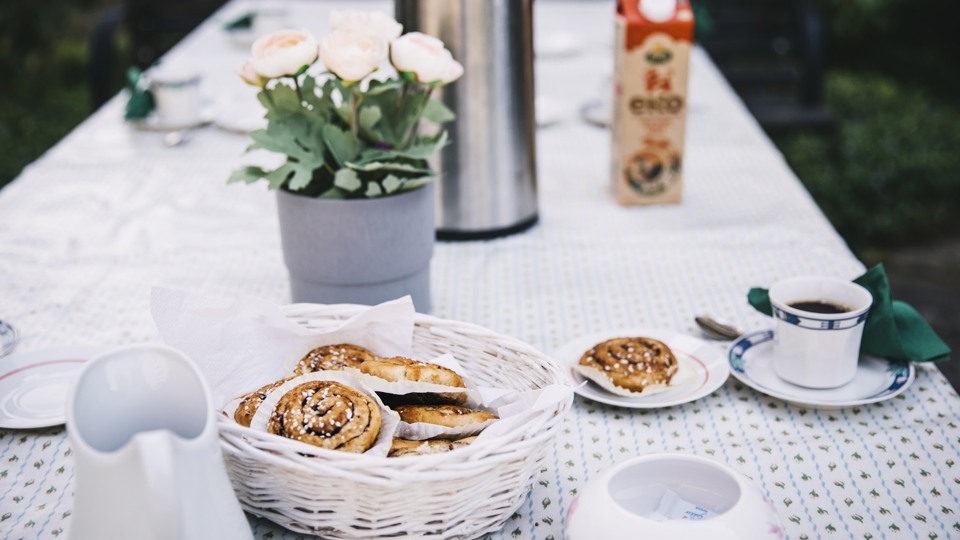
[
  {"x1": 769, "y1": 276, "x2": 873, "y2": 388},
  {"x1": 149, "y1": 64, "x2": 203, "y2": 127}
]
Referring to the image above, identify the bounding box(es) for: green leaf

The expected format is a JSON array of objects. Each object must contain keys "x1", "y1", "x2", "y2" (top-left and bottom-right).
[
  {"x1": 393, "y1": 88, "x2": 430, "y2": 139},
  {"x1": 228, "y1": 166, "x2": 267, "y2": 185},
  {"x1": 365, "y1": 183, "x2": 383, "y2": 197},
  {"x1": 258, "y1": 83, "x2": 305, "y2": 123},
  {"x1": 401, "y1": 131, "x2": 448, "y2": 159},
  {"x1": 382, "y1": 174, "x2": 402, "y2": 194},
  {"x1": 358, "y1": 105, "x2": 382, "y2": 132},
  {"x1": 422, "y1": 98, "x2": 456, "y2": 124},
  {"x1": 359, "y1": 86, "x2": 401, "y2": 142},
  {"x1": 249, "y1": 124, "x2": 314, "y2": 164},
  {"x1": 263, "y1": 161, "x2": 308, "y2": 190},
  {"x1": 297, "y1": 77, "x2": 331, "y2": 120},
  {"x1": 401, "y1": 176, "x2": 434, "y2": 191},
  {"x1": 285, "y1": 162, "x2": 315, "y2": 191},
  {"x1": 333, "y1": 168, "x2": 362, "y2": 192},
  {"x1": 264, "y1": 165, "x2": 292, "y2": 190},
  {"x1": 345, "y1": 160, "x2": 432, "y2": 174},
  {"x1": 322, "y1": 124, "x2": 361, "y2": 166},
  {"x1": 353, "y1": 133, "x2": 444, "y2": 163},
  {"x1": 364, "y1": 79, "x2": 403, "y2": 96},
  {"x1": 320, "y1": 186, "x2": 348, "y2": 199}
]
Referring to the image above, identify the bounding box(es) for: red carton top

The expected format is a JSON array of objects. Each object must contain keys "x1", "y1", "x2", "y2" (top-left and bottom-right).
[{"x1": 618, "y1": 0, "x2": 694, "y2": 50}]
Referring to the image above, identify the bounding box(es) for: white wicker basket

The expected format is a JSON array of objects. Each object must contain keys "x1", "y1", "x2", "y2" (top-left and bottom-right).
[{"x1": 217, "y1": 303, "x2": 573, "y2": 539}]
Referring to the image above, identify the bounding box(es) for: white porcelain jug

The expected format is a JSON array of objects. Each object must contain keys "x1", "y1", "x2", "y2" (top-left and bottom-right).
[{"x1": 66, "y1": 345, "x2": 253, "y2": 540}]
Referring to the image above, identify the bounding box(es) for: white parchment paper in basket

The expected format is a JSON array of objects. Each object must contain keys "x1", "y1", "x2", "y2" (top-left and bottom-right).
[
  {"x1": 151, "y1": 288, "x2": 573, "y2": 442},
  {"x1": 151, "y1": 287, "x2": 417, "y2": 408}
]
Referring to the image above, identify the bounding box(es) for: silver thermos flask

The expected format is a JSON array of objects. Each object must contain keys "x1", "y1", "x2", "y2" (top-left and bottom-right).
[{"x1": 396, "y1": 0, "x2": 539, "y2": 240}]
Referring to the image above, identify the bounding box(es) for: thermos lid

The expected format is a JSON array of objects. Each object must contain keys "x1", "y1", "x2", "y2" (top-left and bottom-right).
[{"x1": 638, "y1": 0, "x2": 676, "y2": 22}]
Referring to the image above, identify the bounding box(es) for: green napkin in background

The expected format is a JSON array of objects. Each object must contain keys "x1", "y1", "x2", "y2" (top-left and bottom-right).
[
  {"x1": 748, "y1": 264, "x2": 951, "y2": 363},
  {"x1": 224, "y1": 12, "x2": 255, "y2": 31},
  {"x1": 124, "y1": 67, "x2": 154, "y2": 121}
]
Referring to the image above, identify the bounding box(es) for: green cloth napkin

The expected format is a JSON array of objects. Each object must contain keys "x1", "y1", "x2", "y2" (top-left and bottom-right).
[
  {"x1": 224, "y1": 12, "x2": 255, "y2": 31},
  {"x1": 747, "y1": 264, "x2": 951, "y2": 363},
  {"x1": 124, "y1": 67, "x2": 155, "y2": 121}
]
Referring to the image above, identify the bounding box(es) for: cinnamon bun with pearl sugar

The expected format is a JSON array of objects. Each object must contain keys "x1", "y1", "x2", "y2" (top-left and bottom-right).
[
  {"x1": 234, "y1": 377, "x2": 291, "y2": 427},
  {"x1": 267, "y1": 380, "x2": 381, "y2": 453},
  {"x1": 294, "y1": 343, "x2": 377, "y2": 375},
  {"x1": 578, "y1": 337, "x2": 678, "y2": 393}
]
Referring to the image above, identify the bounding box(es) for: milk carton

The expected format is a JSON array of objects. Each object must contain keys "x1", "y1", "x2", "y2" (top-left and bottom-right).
[{"x1": 612, "y1": 0, "x2": 694, "y2": 205}]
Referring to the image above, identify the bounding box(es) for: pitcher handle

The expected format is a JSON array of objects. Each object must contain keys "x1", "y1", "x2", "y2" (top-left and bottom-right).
[{"x1": 136, "y1": 431, "x2": 181, "y2": 540}]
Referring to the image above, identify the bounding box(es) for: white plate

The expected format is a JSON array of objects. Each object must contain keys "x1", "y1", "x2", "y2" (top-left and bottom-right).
[
  {"x1": 214, "y1": 110, "x2": 267, "y2": 134},
  {"x1": 213, "y1": 91, "x2": 268, "y2": 134},
  {"x1": 727, "y1": 330, "x2": 915, "y2": 409},
  {"x1": 556, "y1": 328, "x2": 729, "y2": 408},
  {"x1": 535, "y1": 32, "x2": 586, "y2": 58},
  {"x1": 579, "y1": 98, "x2": 611, "y2": 128},
  {"x1": 129, "y1": 107, "x2": 214, "y2": 132},
  {"x1": 536, "y1": 96, "x2": 566, "y2": 128},
  {"x1": 0, "y1": 346, "x2": 109, "y2": 429}
]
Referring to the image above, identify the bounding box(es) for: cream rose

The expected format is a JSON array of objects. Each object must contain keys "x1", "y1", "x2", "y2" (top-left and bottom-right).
[
  {"x1": 390, "y1": 32, "x2": 463, "y2": 85},
  {"x1": 250, "y1": 30, "x2": 319, "y2": 79},
  {"x1": 330, "y1": 10, "x2": 403, "y2": 42},
  {"x1": 319, "y1": 30, "x2": 388, "y2": 82},
  {"x1": 238, "y1": 60, "x2": 266, "y2": 86}
]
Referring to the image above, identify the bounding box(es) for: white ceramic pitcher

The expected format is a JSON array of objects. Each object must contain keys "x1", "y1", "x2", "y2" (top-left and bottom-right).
[{"x1": 66, "y1": 345, "x2": 252, "y2": 540}]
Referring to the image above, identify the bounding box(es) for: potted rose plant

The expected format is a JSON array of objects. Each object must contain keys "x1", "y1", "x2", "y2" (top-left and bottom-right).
[{"x1": 229, "y1": 11, "x2": 462, "y2": 311}]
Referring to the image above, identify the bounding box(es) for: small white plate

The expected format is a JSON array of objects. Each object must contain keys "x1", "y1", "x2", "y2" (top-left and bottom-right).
[
  {"x1": 536, "y1": 96, "x2": 566, "y2": 128},
  {"x1": 727, "y1": 330, "x2": 915, "y2": 409},
  {"x1": 214, "y1": 110, "x2": 266, "y2": 134},
  {"x1": 213, "y1": 93, "x2": 267, "y2": 134},
  {"x1": 579, "y1": 98, "x2": 611, "y2": 128},
  {"x1": 0, "y1": 346, "x2": 109, "y2": 429},
  {"x1": 535, "y1": 32, "x2": 586, "y2": 58},
  {"x1": 555, "y1": 328, "x2": 729, "y2": 408},
  {"x1": 129, "y1": 107, "x2": 214, "y2": 132}
]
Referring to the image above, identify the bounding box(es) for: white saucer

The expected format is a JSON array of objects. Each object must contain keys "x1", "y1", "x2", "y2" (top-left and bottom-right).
[
  {"x1": 214, "y1": 110, "x2": 267, "y2": 134},
  {"x1": 0, "y1": 346, "x2": 109, "y2": 429},
  {"x1": 535, "y1": 32, "x2": 586, "y2": 58},
  {"x1": 536, "y1": 96, "x2": 566, "y2": 128},
  {"x1": 579, "y1": 98, "x2": 611, "y2": 128},
  {"x1": 213, "y1": 93, "x2": 267, "y2": 134},
  {"x1": 555, "y1": 328, "x2": 729, "y2": 408},
  {"x1": 727, "y1": 330, "x2": 915, "y2": 409},
  {"x1": 129, "y1": 107, "x2": 214, "y2": 132}
]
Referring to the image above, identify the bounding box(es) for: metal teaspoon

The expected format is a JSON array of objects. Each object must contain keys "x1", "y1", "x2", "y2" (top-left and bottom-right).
[{"x1": 694, "y1": 315, "x2": 744, "y2": 341}]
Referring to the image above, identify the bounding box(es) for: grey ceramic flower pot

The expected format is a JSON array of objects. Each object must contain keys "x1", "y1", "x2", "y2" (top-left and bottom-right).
[{"x1": 276, "y1": 182, "x2": 435, "y2": 312}]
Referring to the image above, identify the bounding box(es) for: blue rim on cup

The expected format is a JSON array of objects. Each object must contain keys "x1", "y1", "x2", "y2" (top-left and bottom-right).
[{"x1": 768, "y1": 276, "x2": 873, "y2": 389}]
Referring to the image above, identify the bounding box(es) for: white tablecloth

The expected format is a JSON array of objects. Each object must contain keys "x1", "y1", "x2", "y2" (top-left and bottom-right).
[{"x1": 1, "y1": 2, "x2": 958, "y2": 539}]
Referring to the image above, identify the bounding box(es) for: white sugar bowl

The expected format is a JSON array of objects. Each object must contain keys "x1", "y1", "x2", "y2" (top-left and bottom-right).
[{"x1": 566, "y1": 453, "x2": 784, "y2": 540}]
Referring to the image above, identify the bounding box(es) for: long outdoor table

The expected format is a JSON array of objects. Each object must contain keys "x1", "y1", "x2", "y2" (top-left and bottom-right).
[{"x1": 1, "y1": 1, "x2": 958, "y2": 538}]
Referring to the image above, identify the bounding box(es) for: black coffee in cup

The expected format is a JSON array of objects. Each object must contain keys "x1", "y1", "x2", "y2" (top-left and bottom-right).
[{"x1": 788, "y1": 300, "x2": 852, "y2": 314}]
